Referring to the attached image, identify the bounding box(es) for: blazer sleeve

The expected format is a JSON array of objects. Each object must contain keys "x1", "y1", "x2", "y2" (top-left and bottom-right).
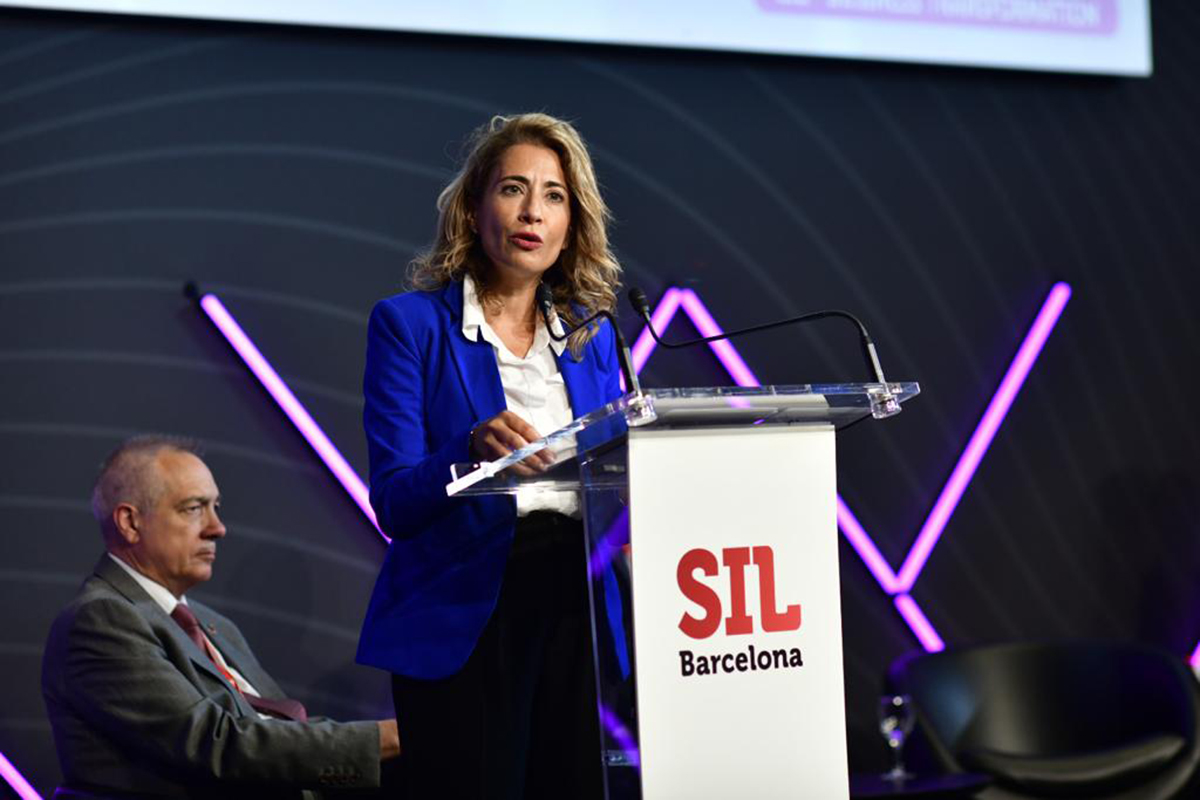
[
  {"x1": 363, "y1": 298, "x2": 473, "y2": 539},
  {"x1": 52, "y1": 596, "x2": 381, "y2": 788}
]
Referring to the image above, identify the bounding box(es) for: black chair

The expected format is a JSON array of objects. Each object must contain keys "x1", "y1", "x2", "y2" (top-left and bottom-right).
[{"x1": 887, "y1": 641, "x2": 1200, "y2": 799}]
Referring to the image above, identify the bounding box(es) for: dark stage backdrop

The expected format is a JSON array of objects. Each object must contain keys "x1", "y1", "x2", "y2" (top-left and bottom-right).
[{"x1": 3, "y1": 4, "x2": 1200, "y2": 792}]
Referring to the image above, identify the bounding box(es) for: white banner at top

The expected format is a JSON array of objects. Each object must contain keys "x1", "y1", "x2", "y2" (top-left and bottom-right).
[{"x1": 2, "y1": 0, "x2": 1151, "y2": 76}]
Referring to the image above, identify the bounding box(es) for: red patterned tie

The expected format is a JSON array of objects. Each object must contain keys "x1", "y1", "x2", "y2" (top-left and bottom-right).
[{"x1": 170, "y1": 604, "x2": 308, "y2": 722}]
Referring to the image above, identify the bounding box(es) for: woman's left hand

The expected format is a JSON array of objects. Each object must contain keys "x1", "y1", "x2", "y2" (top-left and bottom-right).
[{"x1": 469, "y1": 410, "x2": 556, "y2": 476}]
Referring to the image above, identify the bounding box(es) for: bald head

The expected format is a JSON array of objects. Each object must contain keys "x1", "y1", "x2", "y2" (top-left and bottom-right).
[
  {"x1": 92, "y1": 436, "x2": 204, "y2": 545},
  {"x1": 92, "y1": 436, "x2": 226, "y2": 597}
]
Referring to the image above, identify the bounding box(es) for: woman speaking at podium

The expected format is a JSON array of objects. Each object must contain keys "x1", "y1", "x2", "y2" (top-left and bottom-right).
[{"x1": 356, "y1": 113, "x2": 623, "y2": 798}]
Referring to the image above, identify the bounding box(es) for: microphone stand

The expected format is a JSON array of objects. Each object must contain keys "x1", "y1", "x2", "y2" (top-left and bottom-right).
[
  {"x1": 536, "y1": 285, "x2": 656, "y2": 425},
  {"x1": 627, "y1": 288, "x2": 900, "y2": 419}
]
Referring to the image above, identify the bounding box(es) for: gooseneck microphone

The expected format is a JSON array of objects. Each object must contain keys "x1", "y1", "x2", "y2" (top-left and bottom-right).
[
  {"x1": 537, "y1": 284, "x2": 642, "y2": 396},
  {"x1": 627, "y1": 287, "x2": 892, "y2": 389}
]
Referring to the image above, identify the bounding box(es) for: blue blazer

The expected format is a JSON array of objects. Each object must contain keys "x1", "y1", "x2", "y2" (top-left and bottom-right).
[{"x1": 356, "y1": 282, "x2": 622, "y2": 679}]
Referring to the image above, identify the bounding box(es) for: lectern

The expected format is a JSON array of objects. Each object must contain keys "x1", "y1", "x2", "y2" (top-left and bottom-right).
[{"x1": 447, "y1": 383, "x2": 919, "y2": 799}]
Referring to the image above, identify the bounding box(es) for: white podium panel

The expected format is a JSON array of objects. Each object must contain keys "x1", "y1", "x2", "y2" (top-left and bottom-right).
[{"x1": 627, "y1": 425, "x2": 849, "y2": 799}]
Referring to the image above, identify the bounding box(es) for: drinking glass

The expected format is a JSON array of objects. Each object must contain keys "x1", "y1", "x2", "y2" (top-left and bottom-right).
[{"x1": 878, "y1": 694, "x2": 916, "y2": 782}]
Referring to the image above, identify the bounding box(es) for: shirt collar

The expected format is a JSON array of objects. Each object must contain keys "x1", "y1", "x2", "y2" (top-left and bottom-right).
[
  {"x1": 461, "y1": 275, "x2": 566, "y2": 357},
  {"x1": 108, "y1": 552, "x2": 185, "y2": 615}
]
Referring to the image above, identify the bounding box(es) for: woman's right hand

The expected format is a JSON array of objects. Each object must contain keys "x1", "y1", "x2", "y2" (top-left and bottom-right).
[{"x1": 469, "y1": 410, "x2": 556, "y2": 476}]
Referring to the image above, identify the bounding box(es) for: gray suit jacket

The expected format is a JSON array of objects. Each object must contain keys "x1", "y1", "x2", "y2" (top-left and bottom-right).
[{"x1": 42, "y1": 555, "x2": 381, "y2": 798}]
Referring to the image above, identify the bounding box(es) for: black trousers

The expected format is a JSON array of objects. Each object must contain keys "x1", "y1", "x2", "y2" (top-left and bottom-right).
[{"x1": 390, "y1": 512, "x2": 605, "y2": 799}]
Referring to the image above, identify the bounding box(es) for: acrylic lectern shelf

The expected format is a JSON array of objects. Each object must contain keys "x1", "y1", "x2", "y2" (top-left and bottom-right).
[{"x1": 446, "y1": 382, "x2": 919, "y2": 497}]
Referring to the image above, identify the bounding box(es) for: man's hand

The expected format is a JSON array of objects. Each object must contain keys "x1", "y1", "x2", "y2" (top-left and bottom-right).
[
  {"x1": 378, "y1": 719, "x2": 400, "y2": 761},
  {"x1": 469, "y1": 410, "x2": 555, "y2": 476}
]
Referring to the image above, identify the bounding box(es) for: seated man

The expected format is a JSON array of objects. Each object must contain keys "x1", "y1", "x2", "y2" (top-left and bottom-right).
[{"x1": 42, "y1": 436, "x2": 400, "y2": 797}]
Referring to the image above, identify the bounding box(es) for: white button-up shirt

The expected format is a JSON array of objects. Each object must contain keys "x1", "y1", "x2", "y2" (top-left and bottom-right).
[{"x1": 462, "y1": 276, "x2": 579, "y2": 518}]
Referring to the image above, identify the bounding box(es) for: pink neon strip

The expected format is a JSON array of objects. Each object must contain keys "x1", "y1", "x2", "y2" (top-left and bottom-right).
[
  {"x1": 629, "y1": 288, "x2": 761, "y2": 387},
  {"x1": 1190, "y1": 641, "x2": 1200, "y2": 670},
  {"x1": 894, "y1": 594, "x2": 945, "y2": 653},
  {"x1": 199, "y1": 294, "x2": 387, "y2": 541},
  {"x1": 837, "y1": 497, "x2": 900, "y2": 593},
  {"x1": 895, "y1": 283, "x2": 1071, "y2": 591},
  {"x1": 678, "y1": 290, "x2": 761, "y2": 387},
  {"x1": 630, "y1": 288, "x2": 683, "y2": 374},
  {"x1": 0, "y1": 752, "x2": 41, "y2": 800}
]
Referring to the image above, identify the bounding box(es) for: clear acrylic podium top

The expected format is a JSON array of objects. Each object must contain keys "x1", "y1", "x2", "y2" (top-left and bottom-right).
[{"x1": 445, "y1": 382, "x2": 919, "y2": 497}]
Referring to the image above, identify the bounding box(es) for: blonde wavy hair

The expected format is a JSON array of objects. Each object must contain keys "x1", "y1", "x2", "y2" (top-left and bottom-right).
[{"x1": 408, "y1": 113, "x2": 621, "y2": 356}]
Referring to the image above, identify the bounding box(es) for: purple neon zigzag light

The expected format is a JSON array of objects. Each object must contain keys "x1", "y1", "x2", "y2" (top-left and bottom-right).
[
  {"x1": 0, "y1": 281, "x2": 1154, "y2": 800},
  {"x1": 0, "y1": 751, "x2": 41, "y2": 800},
  {"x1": 633, "y1": 283, "x2": 1071, "y2": 653},
  {"x1": 197, "y1": 294, "x2": 388, "y2": 542},
  {"x1": 183, "y1": 283, "x2": 1079, "y2": 788},
  {"x1": 198, "y1": 285, "x2": 1074, "y2": 649},
  {"x1": 635, "y1": 285, "x2": 1070, "y2": 648},
  {"x1": 199, "y1": 284, "x2": 1068, "y2": 653}
]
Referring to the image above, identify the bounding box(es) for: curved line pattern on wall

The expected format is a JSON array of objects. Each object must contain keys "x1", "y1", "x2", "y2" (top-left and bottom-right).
[{"x1": 0, "y1": 423, "x2": 323, "y2": 474}]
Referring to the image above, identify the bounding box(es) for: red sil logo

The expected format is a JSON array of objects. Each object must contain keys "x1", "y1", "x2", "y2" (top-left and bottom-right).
[{"x1": 675, "y1": 546, "x2": 804, "y2": 677}]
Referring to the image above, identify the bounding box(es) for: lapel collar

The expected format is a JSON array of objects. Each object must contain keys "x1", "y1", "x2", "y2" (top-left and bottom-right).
[
  {"x1": 92, "y1": 556, "x2": 254, "y2": 710},
  {"x1": 93, "y1": 554, "x2": 160, "y2": 614},
  {"x1": 556, "y1": 306, "x2": 596, "y2": 417},
  {"x1": 556, "y1": 342, "x2": 596, "y2": 418},
  {"x1": 441, "y1": 281, "x2": 506, "y2": 421}
]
